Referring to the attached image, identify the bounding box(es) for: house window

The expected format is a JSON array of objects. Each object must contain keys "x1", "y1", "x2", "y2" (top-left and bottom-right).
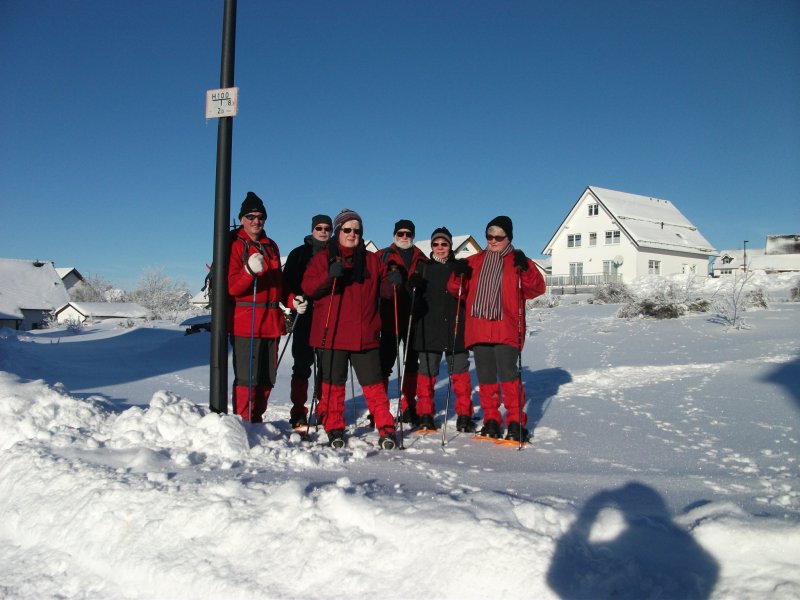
[
  {"x1": 569, "y1": 262, "x2": 583, "y2": 283},
  {"x1": 605, "y1": 230, "x2": 621, "y2": 245},
  {"x1": 588, "y1": 204, "x2": 599, "y2": 216},
  {"x1": 589, "y1": 232, "x2": 597, "y2": 247},
  {"x1": 567, "y1": 234, "x2": 582, "y2": 248},
  {"x1": 648, "y1": 260, "x2": 661, "y2": 275},
  {"x1": 602, "y1": 260, "x2": 618, "y2": 280}
]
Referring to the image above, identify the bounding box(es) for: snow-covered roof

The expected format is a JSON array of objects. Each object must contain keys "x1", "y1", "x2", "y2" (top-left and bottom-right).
[
  {"x1": 0, "y1": 258, "x2": 71, "y2": 319},
  {"x1": 55, "y1": 267, "x2": 83, "y2": 280},
  {"x1": 58, "y1": 302, "x2": 150, "y2": 319},
  {"x1": 588, "y1": 186, "x2": 717, "y2": 254},
  {"x1": 712, "y1": 248, "x2": 765, "y2": 269}
]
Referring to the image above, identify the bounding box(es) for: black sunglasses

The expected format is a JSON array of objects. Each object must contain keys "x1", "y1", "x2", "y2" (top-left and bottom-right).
[
  {"x1": 395, "y1": 231, "x2": 413, "y2": 238},
  {"x1": 431, "y1": 241, "x2": 450, "y2": 248},
  {"x1": 243, "y1": 213, "x2": 265, "y2": 221},
  {"x1": 341, "y1": 227, "x2": 362, "y2": 235},
  {"x1": 314, "y1": 226, "x2": 332, "y2": 232},
  {"x1": 486, "y1": 234, "x2": 507, "y2": 242}
]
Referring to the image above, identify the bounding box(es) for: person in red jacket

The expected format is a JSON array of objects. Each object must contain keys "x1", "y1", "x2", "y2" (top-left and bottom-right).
[
  {"x1": 302, "y1": 209, "x2": 399, "y2": 449},
  {"x1": 228, "y1": 192, "x2": 307, "y2": 423},
  {"x1": 447, "y1": 215, "x2": 546, "y2": 442},
  {"x1": 376, "y1": 219, "x2": 428, "y2": 425}
]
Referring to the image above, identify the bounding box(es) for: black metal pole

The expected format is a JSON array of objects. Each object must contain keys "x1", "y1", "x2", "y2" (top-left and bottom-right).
[{"x1": 210, "y1": 0, "x2": 237, "y2": 414}]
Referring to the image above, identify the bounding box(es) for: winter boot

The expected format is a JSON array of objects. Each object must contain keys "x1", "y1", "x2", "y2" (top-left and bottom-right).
[
  {"x1": 289, "y1": 378, "x2": 309, "y2": 427},
  {"x1": 505, "y1": 422, "x2": 530, "y2": 443},
  {"x1": 415, "y1": 374, "x2": 437, "y2": 417},
  {"x1": 401, "y1": 405, "x2": 420, "y2": 426},
  {"x1": 479, "y1": 419, "x2": 502, "y2": 439},
  {"x1": 418, "y1": 413, "x2": 437, "y2": 431},
  {"x1": 500, "y1": 380, "x2": 528, "y2": 428},
  {"x1": 327, "y1": 428, "x2": 346, "y2": 449},
  {"x1": 451, "y1": 371, "x2": 474, "y2": 418},
  {"x1": 455, "y1": 414, "x2": 476, "y2": 433}
]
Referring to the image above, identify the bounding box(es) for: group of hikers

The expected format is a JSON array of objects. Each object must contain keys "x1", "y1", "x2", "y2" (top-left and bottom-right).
[{"x1": 227, "y1": 191, "x2": 546, "y2": 450}]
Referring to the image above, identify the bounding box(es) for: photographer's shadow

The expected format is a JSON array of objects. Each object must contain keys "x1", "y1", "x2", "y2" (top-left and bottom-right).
[
  {"x1": 523, "y1": 367, "x2": 572, "y2": 429},
  {"x1": 547, "y1": 482, "x2": 718, "y2": 599}
]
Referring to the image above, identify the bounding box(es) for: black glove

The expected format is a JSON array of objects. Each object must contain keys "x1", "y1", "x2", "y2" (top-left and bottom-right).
[
  {"x1": 407, "y1": 272, "x2": 425, "y2": 290},
  {"x1": 514, "y1": 250, "x2": 529, "y2": 272},
  {"x1": 387, "y1": 269, "x2": 403, "y2": 287},
  {"x1": 328, "y1": 260, "x2": 346, "y2": 279},
  {"x1": 451, "y1": 260, "x2": 472, "y2": 277}
]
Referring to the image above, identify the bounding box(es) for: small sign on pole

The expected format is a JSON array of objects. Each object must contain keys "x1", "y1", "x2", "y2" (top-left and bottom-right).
[{"x1": 206, "y1": 87, "x2": 238, "y2": 118}]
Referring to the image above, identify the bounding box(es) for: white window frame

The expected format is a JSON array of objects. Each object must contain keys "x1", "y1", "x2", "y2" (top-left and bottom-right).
[
  {"x1": 588, "y1": 204, "x2": 599, "y2": 216},
  {"x1": 589, "y1": 232, "x2": 597, "y2": 247},
  {"x1": 567, "y1": 234, "x2": 582, "y2": 248},
  {"x1": 605, "y1": 230, "x2": 621, "y2": 245},
  {"x1": 648, "y1": 260, "x2": 661, "y2": 275}
]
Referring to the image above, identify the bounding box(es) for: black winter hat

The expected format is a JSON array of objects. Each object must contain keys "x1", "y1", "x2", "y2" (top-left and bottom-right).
[
  {"x1": 486, "y1": 215, "x2": 513, "y2": 241},
  {"x1": 311, "y1": 214, "x2": 332, "y2": 229},
  {"x1": 239, "y1": 191, "x2": 267, "y2": 220},
  {"x1": 394, "y1": 219, "x2": 415, "y2": 237},
  {"x1": 430, "y1": 226, "x2": 453, "y2": 246}
]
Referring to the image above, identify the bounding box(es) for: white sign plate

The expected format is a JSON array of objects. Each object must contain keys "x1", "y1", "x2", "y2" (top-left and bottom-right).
[{"x1": 205, "y1": 87, "x2": 238, "y2": 118}]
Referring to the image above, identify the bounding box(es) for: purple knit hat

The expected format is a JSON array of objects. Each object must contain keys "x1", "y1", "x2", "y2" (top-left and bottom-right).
[{"x1": 333, "y1": 208, "x2": 363, "y2": 234}]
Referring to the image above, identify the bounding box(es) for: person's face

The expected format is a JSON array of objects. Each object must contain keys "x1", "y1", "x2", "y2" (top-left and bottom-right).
[
  {"x1": 394, "y1": 229, "x2": 414, "y2": 250},
  {"x1": 241, "y1": 211, "x2": 266, "y2": 240},
  {"x1": 431, "y1": 238, "x2": 450, "y2": 260},
  {"x1": 485, "y1": 226, "x2": 510, "y2": 253},
  {"x1": 338, "y1": 219, "x2": 361, "y2": 248},
  {"x1": 312, "y1": 222, "x2": 331, "y2": 242}
]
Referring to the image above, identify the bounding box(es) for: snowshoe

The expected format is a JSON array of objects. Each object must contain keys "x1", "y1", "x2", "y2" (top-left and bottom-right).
[
  {"x1": 478, "y1": 419, "x2": 502, "y2": 439},
  {"x1": 455, "y1": 415, "x2": 476, "y2": 433},
  {"x1": 379, "y1": 434, "x2": 397, "y2": 450},
  {"x1": 505, "y1": 422, "x2": 530, "y2": 443},
  {"x1": 378, "y1": 426, "x2": 397, "y2": 450},
  {"x1": 417, "y1": 414, "x2": 437, "y2": 431},
  {"x1": 327, "y1": 429, "x2": 346, "y2": 449}
]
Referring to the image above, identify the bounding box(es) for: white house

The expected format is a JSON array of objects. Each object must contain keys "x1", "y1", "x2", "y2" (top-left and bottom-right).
[
  {"x1": 0, "y1": 258, "x2": 71, "y2": 330},
  {"x1": 542, "y1": 186, "x2": 717, "y2": 286},
  {"x1": 54, "y1": 302, "x2": 150, "y2": 325}
]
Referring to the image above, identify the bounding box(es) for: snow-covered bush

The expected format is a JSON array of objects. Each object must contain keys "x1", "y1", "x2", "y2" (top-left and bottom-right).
[
  {"x1": 790, "y1": 284, "x2": 800, "y2": 302},
  {"x1": 530, "y1": 293, "x2": 560, "y2": 308},
  {"x1": 592, "y1": 282, "x2": 635, "y2": 304},
  {"x1": 63, "y1": 317, "x2": 83, "y2": 333},
  {"x1": 617, "y1": 298, "x2": 685, "y2": 319},
  {"x1": 712, "y1": 271, "x2": 768, "y2": 328}
]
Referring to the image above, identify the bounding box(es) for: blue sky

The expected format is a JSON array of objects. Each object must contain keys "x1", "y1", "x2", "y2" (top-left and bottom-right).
[{"x1": 2, "y1": 0, "x2": 798, "y2": 291}]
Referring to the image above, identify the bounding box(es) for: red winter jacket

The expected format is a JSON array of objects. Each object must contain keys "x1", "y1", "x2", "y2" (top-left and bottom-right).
[
  {"x1": 302, "y1": 245, "x2": 393, "y2": 352},
  {"x1": 228, "y1": 228, "x2": 292, "y2": 338},
  {"x1": 447, "y1": 250, "x2": 546, "y2": 350}
]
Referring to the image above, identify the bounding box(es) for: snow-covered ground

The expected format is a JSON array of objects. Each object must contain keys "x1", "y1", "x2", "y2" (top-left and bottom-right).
[{"x1": 1, "y1": 273, "x2": 798, "y2": 599}]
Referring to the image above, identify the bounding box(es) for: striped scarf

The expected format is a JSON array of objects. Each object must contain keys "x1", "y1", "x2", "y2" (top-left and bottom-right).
[{"x1": 471, "y1": 244, "x2": 514, "y2": 320}]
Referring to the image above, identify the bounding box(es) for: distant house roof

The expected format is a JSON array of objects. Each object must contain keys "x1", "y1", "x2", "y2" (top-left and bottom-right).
[
  {"x1": 0, "y1": 258, "x2": 70, "y2": 319},
  {"x1": 544, "y1": 186, "x2": 717, "y2": 256},
  {"x1": 55, "y1": 267, "x2": 83, "y2": 280},
  {"x1": 56, "y1": 302, "x2": 150, "y2": 319}
]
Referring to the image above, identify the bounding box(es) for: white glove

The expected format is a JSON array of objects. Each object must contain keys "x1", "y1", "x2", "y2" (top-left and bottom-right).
[
  {"x1": 292, "y1": 295, "x2": 308, "y2": 314},
  {"x1": 247, "y1": 252, "x2": 265, "y2": 275}
]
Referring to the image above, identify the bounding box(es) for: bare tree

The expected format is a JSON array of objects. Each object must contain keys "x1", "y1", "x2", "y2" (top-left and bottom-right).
[{"x1": 69, "y1": 274, "x2": 118, "y2": 302}]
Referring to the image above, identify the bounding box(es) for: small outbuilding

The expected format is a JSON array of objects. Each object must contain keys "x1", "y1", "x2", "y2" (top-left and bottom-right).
[{"x1": 54, "y1": 302, "x2": 150, "y2": 325}]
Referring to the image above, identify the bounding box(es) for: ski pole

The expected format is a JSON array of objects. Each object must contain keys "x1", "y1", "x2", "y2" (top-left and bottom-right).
[
  {"x1": 247, "y1": 279, "x2": 258, "y2": 423},
  {"x1": 275, "y1": 311, "x2": 300, "y2": 372},
  {"x1": 441, "y1": 274, "x2": 463, "y2": 447},
  {"x1": 393, "y1": 285, "x2": 405, "y2": 449},
  {"x1": 307, "y1": 277, "x2": 337, "y2": 437},
  {"x1": 516, "y1": 271, "x2": 524, "y2": 451}
]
